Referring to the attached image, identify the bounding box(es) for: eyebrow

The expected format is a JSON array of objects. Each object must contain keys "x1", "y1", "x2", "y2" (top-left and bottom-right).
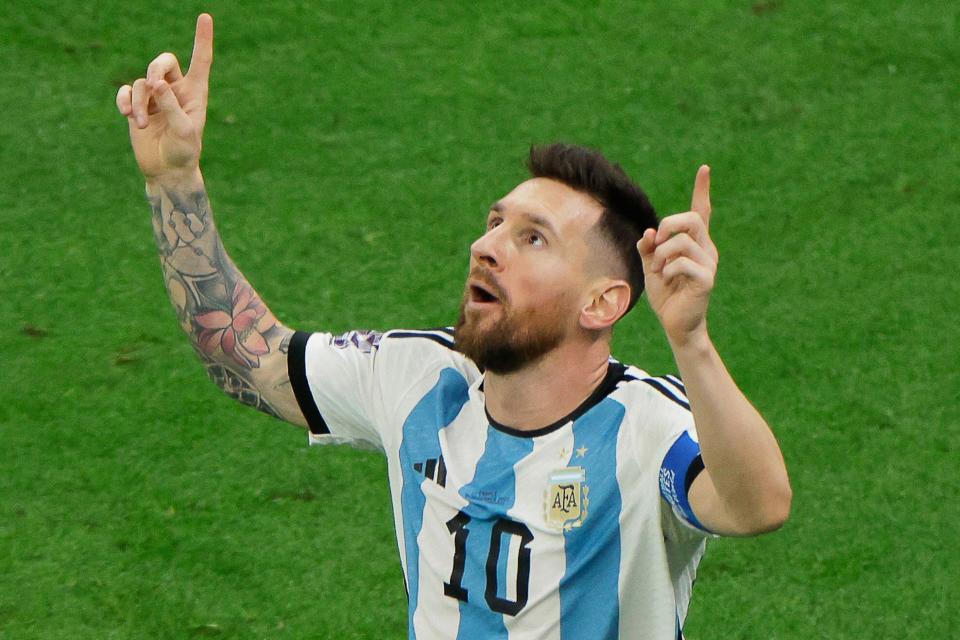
[{"x1": 488, "y1": 201, "x2": 559, "y2": 237}]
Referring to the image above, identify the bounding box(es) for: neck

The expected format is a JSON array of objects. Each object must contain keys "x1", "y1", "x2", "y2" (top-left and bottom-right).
[{"x1": 482, "y1": 335, "x2": 612, "y2": 431}]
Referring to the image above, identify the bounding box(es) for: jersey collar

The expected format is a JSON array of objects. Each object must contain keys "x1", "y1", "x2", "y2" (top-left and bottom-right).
[{"x1": 481, "y1": 361, "x2": 630, "y2": 438}]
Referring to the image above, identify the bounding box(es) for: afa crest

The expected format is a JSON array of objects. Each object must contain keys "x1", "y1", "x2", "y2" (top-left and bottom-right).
[{"x1": 545, "y1": 467, "x2": 589, "y2": 531}]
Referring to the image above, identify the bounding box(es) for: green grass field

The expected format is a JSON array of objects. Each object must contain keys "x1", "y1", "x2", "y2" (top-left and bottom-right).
[{"x1": 2, "y1": 1, "x2": 958, "y2": 638}]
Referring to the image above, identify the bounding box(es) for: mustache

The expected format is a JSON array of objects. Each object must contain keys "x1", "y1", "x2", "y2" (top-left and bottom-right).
[{"x1": 468, "y1": 267, "x2": 508, "y2": 302}]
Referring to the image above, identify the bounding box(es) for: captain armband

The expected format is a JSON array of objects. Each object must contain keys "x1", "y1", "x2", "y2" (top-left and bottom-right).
[{"x1": 658, "y1": 431, "x2": 711, "y2": 533}]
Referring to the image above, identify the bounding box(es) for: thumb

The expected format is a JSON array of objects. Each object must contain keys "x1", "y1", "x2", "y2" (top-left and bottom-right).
[{"x1": 151, "y1": 80, "x2": 193, "y2": 137}]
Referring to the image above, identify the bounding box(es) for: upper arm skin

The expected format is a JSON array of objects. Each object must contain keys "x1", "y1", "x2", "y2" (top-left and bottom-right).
[
  {"x1": 688, "y1": 469, "x2": 789, "y2": 537},
  {"x1": 214, "y1": 322, "x2": 307, "y2": 429}
]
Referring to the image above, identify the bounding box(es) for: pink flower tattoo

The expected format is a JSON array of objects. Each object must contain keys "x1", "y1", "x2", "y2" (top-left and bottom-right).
[{"x1": 196, "y1": 282, "x2": 276, "y2": 368}]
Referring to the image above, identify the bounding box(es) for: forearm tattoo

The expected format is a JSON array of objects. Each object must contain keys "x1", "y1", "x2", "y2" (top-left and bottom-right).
[{"x1": 148, "y1": 186, "x2": 290, "y2": 418}]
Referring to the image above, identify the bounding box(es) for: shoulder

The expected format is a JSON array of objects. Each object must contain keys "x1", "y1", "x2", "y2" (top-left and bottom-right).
[
  {"x1": 380, "y1": 328, "x2": 480, "y2": 390},
  {"x1": 379, "y1": 327, "x2": 470, "y2": 364},
  {"x1": 290, "y1": 327, "x2": 479, "y2": 445},
  {"x1": 608, "y1": 362, "x2": 694, "y2": 452},
  {"x1": 381, "y1": 327, "x2": 458, "y2": 351},
  {"x1": 608, "y1": 361, "x2": 690, "y2": 413},
  {"x1": 298, "y1": 326, "x2": 460, "y2": 355},
  {"x1": 291, "y1": 326, "x2": 477, "y2": 383}
]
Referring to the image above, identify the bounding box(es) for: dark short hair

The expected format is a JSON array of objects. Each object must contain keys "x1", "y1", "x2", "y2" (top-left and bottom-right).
[{"x1": 527, "y1": 143, "x2": 659, "y2": 313}]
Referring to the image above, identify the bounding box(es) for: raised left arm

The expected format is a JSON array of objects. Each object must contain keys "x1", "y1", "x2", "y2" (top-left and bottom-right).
[
  {"x1": 638, "y1": 166, "x2": 791, "y2": 536},
  {"x1": 668, "y1": 332, "x2": 791, "y2": 536}
]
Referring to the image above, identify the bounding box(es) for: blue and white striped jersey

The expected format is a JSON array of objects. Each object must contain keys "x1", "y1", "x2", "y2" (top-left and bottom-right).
[{"x1": 288, "y1": 328, "x2": 714, "y2": 640}]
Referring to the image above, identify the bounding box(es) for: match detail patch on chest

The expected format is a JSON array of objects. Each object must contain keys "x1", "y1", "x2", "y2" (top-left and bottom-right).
[{"x1": 545, "y1": 466, "x2": 589, "y2": 531}]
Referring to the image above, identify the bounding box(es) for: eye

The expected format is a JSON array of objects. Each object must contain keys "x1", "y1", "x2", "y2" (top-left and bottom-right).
[
  {"x1": 487, "y1": 217, "x2": 503, "y2": 231},
  {"x1": 525, "y1": 231, "x2": 545, "y2": 247}
]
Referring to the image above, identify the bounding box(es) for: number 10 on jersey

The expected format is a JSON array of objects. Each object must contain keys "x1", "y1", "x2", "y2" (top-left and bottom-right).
[{"x1": 443, "y1": 511, "x2": 534, "y2": 616}]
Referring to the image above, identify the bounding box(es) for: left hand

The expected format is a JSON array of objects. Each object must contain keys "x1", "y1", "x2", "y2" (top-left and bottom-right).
[{"x1": 637, "y1": 165, "x2": 718, "y2": 346}]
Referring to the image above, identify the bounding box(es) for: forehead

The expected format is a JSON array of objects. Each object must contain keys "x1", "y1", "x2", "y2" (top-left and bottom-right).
[{"x1": 492, "y1": 178, "x2": 604, "y2": 236}]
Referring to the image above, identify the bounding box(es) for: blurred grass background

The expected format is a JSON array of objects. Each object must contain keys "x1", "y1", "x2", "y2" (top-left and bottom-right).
[{"x1": 1, "y1": 1, "x2": 958, "y2": 638}]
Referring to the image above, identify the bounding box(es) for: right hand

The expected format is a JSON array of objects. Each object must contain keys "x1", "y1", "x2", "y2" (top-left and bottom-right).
[{"x1": 116, "y1": 14, "x2": 214, "y2": 181}]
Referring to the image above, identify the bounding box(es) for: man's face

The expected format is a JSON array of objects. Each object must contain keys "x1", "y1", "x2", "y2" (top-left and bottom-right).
[{"x1": 455, "y1": 178, "x2": 605, "y2": 373}]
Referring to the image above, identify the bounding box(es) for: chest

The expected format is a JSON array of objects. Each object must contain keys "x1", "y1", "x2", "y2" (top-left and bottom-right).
[
  {"x1": 393, "y1": 383, "x2": 652, "y2": 548},
  {"x1": 385, "y1": 371, "x2": 669, "y2": 631}
]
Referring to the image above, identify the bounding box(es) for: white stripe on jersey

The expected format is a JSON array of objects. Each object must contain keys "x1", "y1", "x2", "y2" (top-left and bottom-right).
[
  {"x1": 614, "y1": 399, "x2": 673, "y2": 638},
  {"x1": 410, "y1": 392, "x2": 489, "y2": 638},
  {"x1": 502, "y1": 429, "x2": 574, "y2": 640},
  {"x1": 611, "y1": 378, "x2": 705, "y2": 639},
  {"x1": 412, "y1": 475, "x2": 464, "y2": 638}
]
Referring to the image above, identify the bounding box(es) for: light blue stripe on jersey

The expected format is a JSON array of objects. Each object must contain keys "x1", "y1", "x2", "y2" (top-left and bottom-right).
[
  {"x1": 455, "y1": 426, "x2": 535, "y2": 640},
  {"x1": 400, "y1": 368, "x2": 471, "y2": 640},
  {"x1": 559, "y1": 397, "x2": 626, "y2": 640}
]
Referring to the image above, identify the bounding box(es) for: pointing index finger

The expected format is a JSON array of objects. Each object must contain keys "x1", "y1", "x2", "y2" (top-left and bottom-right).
[
  {"x1": 691, "y1": 164, "x2": 711, "y2": 226},
  {"x1": 186, "y1": 13, "x2": 214, "y2": 83}
]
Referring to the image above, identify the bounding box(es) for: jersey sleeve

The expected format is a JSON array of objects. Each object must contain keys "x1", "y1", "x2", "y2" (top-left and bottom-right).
[
  {"x1": 286, "y1": 327, "x2": 474, "y2": 451},
  {"x1": 631, "y1": 374, "x2": 716, "y2": 538},
  {"x1": 287, "y1": 329, "x2": 387, "y2": 449}
]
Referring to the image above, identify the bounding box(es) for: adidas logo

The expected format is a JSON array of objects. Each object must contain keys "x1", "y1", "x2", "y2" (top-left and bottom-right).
[{"x1": 413, "y1": 455, "x2": 447, "y2": 488}]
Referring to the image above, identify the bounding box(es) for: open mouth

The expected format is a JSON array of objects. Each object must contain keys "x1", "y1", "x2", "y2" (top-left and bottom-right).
[{"x1": 469, "y1": 282, "x2": 500, "y2": 304}]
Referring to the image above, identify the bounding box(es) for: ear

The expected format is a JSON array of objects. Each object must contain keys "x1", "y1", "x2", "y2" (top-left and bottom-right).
[{"x1": 579, "y1": 279, "x2": 631, "y2": 331}]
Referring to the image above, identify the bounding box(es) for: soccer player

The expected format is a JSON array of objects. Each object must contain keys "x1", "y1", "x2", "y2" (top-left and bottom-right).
[{"x1": 117, "y1": 14, "x2": 791, "y2": 640}]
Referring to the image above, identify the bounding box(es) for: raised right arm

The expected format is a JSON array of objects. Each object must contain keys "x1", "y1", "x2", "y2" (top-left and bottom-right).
[
  {"x1": 117, "y1": 15, "x2": 306, "y2": 427},
  {"x1": 146, "y1": 172, "x2": 304, "y2": 425}
]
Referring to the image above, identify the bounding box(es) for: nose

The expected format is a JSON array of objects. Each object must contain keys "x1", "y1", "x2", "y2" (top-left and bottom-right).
[{"x1": 470, "y1": 227, "x2": 502, "y2": 270}]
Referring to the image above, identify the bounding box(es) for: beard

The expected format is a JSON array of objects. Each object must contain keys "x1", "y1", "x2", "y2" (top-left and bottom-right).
[{"x1": 454, "y1": 285, "x2": 570, "y2": 375}]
